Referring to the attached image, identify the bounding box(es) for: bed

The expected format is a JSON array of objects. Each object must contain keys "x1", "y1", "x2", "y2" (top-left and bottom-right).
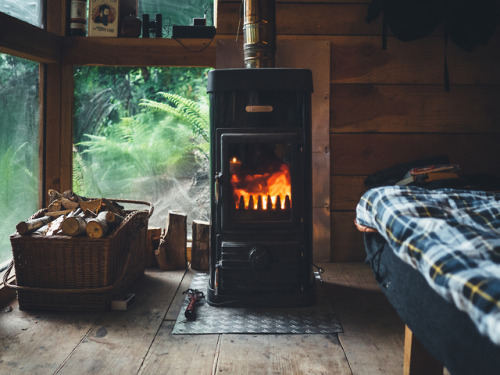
[{"x1": 355, "y1": 186, "x2": 500, "y2": 375}]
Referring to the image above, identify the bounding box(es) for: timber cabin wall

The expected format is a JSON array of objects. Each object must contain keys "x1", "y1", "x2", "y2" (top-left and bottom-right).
[{"x1": 216, "y1": 0, "x2": 500, "y2": 262}]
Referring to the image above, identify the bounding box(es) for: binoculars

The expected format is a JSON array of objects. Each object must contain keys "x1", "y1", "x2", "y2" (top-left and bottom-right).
[{"x1": 142, "y1": 14, "x2": 162, "y2": 38}]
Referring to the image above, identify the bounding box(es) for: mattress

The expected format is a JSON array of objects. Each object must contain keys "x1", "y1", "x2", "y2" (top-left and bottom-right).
[{"x1": 356, "y1": 186, "x2": 500, "y2": 345}]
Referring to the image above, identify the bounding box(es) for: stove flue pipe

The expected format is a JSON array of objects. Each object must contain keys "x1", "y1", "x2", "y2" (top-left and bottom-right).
[{"x1": 243, "y1": 0, "x2": 276, "y2": 68}]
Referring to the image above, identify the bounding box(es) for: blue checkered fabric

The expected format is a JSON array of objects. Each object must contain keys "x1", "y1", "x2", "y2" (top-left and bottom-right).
[{"x1": 356, "y1": 186, "x2": 500, "y2": 345}]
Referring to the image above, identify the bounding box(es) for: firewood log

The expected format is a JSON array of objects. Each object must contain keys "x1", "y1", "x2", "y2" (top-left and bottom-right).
[
  {"x1": 32, "y1": 223, "x2": 50, "y2": 236},
  {"x1": 45, "y1": 209, "x2": 74, "y2": 217},
  {"x1": 16, "y1": 216, "x2": 53, "y2": 235},
  {"x1": 47, "y1": 200, "x2": 62, "y2": 212},
  {"x1": 191, "y1": 220, "x2": 210, "y2": 271},
  {"x1": 61, "y1": 197, "x2": 79, "y2": 210},
  {"x1": 105, "y1": 211, "x2": 124, "y2": 225},
  {"x1": 99, "y1": 198, "x2": 126, "y2": 217},
  {"x1": 46, "y1": 215, "x2": 66, "y2": 236},
  {"x1": 86, "y1": 211, "x2": 110, "y2": 239},
  {"x1": 48, "y1": 189, "x2": 62, "y2": 204},
  {"x1": 155, "y1": 210, "x2": 187, "y2": 270},
  {"x1": 146, "y1": 227, "x2": 162, "y2": 268},
  {"x1": 62, "y1": 216, "x2": 87, "y2": 236},
  {"x1": 80, "y1": 199, "x2": 103, "y2": 213}
]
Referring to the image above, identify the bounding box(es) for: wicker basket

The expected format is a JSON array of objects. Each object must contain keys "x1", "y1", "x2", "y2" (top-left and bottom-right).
[{"x1": 3, "y1": 199, "x2": 153, "y2": 311}]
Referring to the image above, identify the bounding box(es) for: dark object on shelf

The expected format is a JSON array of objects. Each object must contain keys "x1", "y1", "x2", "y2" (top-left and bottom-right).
[
  {"x1": 69, "y1": 0, "x2": 88, "y2": 36},
  {"x1": 142, "y1": 13, "x2": 162, "y2": 38},
  {"x1": 120, "y1": 15, "x2": 142, "y2": 37},
  {"x1": 171, "y1": 25, "x2": 216, "y2": 39}
]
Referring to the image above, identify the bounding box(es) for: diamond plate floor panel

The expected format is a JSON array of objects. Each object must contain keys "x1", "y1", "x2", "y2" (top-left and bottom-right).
[{"x1": 172, "y1": 273, "x2": 343, "y2": 335}]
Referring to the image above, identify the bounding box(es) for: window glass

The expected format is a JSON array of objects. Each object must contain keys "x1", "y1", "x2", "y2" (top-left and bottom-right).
[
  {"x1": 73, "y1": 66, "x2": 211, "y2": 232},
  {"x1": 0, "y1": 0, "x2": 43, "y2": 27},
  {"x1": 0, "y1": 54, "x2": 40, "y2": 267},
  {"x1": 139, "y1": 0, "x2": 214, "y2": 35}
]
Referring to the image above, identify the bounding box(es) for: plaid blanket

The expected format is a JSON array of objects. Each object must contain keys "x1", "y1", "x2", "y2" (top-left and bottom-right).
[{"x1": 356, "y1": 186, "x2": 500, "y2": 346}]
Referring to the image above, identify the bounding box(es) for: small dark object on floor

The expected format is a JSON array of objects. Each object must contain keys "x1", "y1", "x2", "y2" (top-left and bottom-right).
[{"x1": 183, "y1": 288, "x2": 205, "y2": 321}]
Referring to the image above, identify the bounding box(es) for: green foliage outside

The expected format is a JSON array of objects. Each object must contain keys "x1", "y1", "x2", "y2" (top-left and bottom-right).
[
  {"x1": 0, "y1": 0, "x2": 214, "y2": 265},
  {"x1": 0, "y1": 54, "x2": 40, "y2": 265},
  {"x1": 73, "y1": 66, "x2": 212, "y2": 229}
]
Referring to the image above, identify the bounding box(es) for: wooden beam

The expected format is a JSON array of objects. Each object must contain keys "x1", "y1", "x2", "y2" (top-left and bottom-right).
[
  {"x1": 0, "y1": 12, "x2": 61, "y2": 63},
  {"x1": 59, "y1": 63, "x2": 74, "y2": 193},
  {"x1": 42, "y1": 63, "x2": 63, "y2": 197},
  {"x1": 62, "y1": 37, "x2": 216, "y2": 67},
  {"x1": 404, "y1": 325, "x2": 443, "y2": 375},
  {"x1": 46, "y1": 0, "x2": 67, "y2": 37}
]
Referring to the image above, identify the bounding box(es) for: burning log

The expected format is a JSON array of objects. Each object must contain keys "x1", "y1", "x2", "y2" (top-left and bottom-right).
[
  {"x1": 155, "y1": 210, "x2": 187, "y2": 270},
  {"x1": 191, "y1": 220, "x2": 210, "y2": 271}
]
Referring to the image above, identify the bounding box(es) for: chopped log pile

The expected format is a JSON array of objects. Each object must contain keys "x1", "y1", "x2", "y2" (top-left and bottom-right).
[
  {"x1": 16, "y1": 190, "x2": 211, "y2": 272},
  {"x1": 15, "y1": 189, "x2": 126, "y2": 238}
]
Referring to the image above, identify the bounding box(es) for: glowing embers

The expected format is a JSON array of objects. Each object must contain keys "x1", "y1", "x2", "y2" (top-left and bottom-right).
[{"x1": 230, "y1": 157, "x2": 292, "y2": 212}]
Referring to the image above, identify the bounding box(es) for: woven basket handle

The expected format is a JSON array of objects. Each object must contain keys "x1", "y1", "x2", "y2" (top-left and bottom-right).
[{"x1": 112, "y1": 199, "x2": 154, "y2": 219}]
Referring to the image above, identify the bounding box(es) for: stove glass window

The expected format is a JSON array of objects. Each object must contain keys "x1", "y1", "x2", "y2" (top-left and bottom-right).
[{"x1": 227, "y1": 141, "x2": 292, "y2": 221}]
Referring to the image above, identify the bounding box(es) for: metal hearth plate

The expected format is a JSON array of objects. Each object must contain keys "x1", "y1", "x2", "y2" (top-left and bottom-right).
[{"x1": 172, "y1": 274, "x2": 343, "y2": 335}]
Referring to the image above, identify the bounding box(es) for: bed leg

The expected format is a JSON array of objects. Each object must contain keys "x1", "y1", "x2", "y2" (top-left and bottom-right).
[{"x1": 403, "y1": 325, "x2": 443, "y2": 375}]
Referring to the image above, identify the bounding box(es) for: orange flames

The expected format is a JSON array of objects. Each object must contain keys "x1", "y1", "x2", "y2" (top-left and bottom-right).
[{"x1": 230, "y1": 158, "x2": 291, "y2": 211}]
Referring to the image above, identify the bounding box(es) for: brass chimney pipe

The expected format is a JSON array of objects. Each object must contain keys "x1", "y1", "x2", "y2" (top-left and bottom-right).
[{"x1": 243, "y1": 0, "x2": 276, "y2": 68}]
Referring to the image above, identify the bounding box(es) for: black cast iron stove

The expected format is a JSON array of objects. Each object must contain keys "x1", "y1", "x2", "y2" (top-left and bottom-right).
[{"x1": 206, "y1": 68, "x2": 315, "y2": 307}]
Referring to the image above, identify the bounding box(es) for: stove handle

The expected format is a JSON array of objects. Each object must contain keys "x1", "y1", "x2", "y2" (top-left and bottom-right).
[{"x1": 214, "y1": 172, "x2": 222, "y2": 205}]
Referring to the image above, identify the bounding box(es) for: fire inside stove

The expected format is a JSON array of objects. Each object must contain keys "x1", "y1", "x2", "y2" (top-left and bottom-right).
[{"x1": 230, "y1": 157, "x2": 292, "y2": 212}]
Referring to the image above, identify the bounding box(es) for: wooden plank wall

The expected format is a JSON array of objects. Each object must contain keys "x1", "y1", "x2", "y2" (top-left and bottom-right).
[{"x1": 216, "y1": 0, "x2": 500, "y2": 261}]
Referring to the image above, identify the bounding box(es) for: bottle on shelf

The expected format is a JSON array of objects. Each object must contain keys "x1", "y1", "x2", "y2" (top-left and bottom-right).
[{"x1": 69, "y1": 0, "x2": 87, "y2": 36}]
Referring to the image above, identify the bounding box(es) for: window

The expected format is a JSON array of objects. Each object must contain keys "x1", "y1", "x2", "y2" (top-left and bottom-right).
[
  {"x1": 73, "y1": 66, "x2": 211, "y2": 232},
  {"x1": 139, "y1": 0, "x2": 214, "y2": 31},
  {"x1": 0, "y1": 54, "x2": 40, "y2": 268},
  {"x1": 0, "y1": 0, "x2": 43, "y2": 27}
]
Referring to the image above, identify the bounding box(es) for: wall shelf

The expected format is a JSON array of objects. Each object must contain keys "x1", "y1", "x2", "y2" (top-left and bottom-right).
[{"x1": 62, "y1": 36, "x2": 216, "y2": 67}]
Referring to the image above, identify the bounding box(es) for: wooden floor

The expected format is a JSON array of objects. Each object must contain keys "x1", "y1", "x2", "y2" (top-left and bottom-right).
[{"x1": 0, "y1": 263, "x2": 406, "y2": 375}]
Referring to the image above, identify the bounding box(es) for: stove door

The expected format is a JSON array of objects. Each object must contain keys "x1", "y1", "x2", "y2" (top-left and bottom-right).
[{"x1": 217, "y1": 130, "x2": 304, "y2": 232}]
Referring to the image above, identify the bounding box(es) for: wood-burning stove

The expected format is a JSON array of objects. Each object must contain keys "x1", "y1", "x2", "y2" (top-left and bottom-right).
[{"x1": 207, "y1": 68, "x2": 315, "y2": 306}]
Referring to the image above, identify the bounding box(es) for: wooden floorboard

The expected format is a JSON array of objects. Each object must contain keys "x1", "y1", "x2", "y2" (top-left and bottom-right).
[
  {"x1": 0, "y1": 263, "x2": 405, "y2": 375},
  {"x1": 56, "y1": 269, "x2": 186, "y2": 375},
  {"x1": 216, "y1": 333, "x2": 351, "y2": 375},
  {"x1": 321, "y1": 263, "x2": 405, "y2": 375},
  {"x1": 139, "y1": 321, "x2": 219, "y2": 375}
]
